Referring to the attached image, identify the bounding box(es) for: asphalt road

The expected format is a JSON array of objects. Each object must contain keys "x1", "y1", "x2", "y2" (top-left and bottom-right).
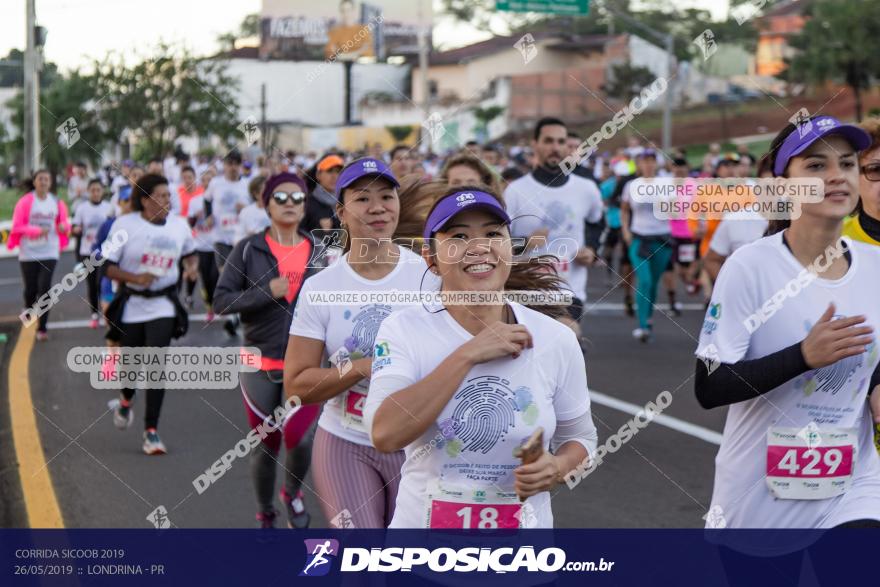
[{"x1": 0, "y1": 252, "x2": 726, "y2": 529}]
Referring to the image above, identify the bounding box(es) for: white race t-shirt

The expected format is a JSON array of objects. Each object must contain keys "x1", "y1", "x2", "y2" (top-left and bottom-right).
[
  {"x1": 204, "y1": 175, "x2": 250, "y2": 245},
  {"x1": 105, "y1": 213, "x2": 196, "y2": 323},
  {"x1": 697, "y1": 233, "x2": 880, "y2": 548},
  {"x1": 234, "y1": 203, "x2": 270, "y2": 244},
  {"x1": 709, "y1": 210, "x2": 769, "y2": 257},
  {"x1": 621, "y1": 179, "x2": 671, "y2": 237},
  {"x1": 73, "y1": 200, "x2": 112, "y2": 256},
  {"x1": 19, "y1": 194, "x2": 60, "y2": 261},
  {"x1": 186, "y1": 195, "x2": 217, "y2": 253},
  {"x1": 289, "y1": 246, "x2": 439, "y2": 446},
  {"x1": 365, "y1": 302, "x2": 596, "y2": 529},
  {"x1": 505, "y1": 173, "x2": 604, "y2": 300}
]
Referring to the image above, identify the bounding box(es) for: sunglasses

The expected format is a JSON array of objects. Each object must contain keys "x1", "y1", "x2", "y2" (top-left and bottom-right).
[
  {"x1": 272, "y1": 191, "x2": 306, "y2": 205},
  {"x1": 861, "y1": 164, "x2": 880, "y2": 182}
]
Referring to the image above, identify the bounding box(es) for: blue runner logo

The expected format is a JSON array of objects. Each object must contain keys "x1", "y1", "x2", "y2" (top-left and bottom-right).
[{"x1": 300, "y1": 539, "x2": 339, "y2": 577}]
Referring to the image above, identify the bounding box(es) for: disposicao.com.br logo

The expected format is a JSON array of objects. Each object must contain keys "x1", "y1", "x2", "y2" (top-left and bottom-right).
[{"x1": 299, "y1": 539, "x2": 614, "y2": 575}]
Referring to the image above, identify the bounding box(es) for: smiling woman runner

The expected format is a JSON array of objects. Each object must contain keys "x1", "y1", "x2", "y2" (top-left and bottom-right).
[
  {"x1": 284, "y1": 158, "x2": 438, "y2": 528},
  {"x1": 364, "y1": 186, "x2": 597, "y2": 530},
  {"x1": 214, "y1": 173, "x2": 323, "y2": 529},
  {"x1": 694, "y1": 116, "x2": 880, "y2": 572}
]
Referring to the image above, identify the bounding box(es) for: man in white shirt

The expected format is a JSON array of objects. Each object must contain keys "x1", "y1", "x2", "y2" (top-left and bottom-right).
[
  {"x1": 504, "y1": 117, "x2": 604, "y2": 338},
  {"x1": 704, "y1": 209, "x2": 769, "y2": 282}
]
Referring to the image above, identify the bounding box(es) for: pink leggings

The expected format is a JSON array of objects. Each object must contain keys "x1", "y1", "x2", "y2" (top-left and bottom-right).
[{"x1": 311, "y1": 426, "x2": 405, "y2": 528}]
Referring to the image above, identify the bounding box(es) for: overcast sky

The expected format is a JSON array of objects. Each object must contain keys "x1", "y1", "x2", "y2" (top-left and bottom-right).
[{"x1": 0, "y1": 0, "x2": 731, "y2": 72}]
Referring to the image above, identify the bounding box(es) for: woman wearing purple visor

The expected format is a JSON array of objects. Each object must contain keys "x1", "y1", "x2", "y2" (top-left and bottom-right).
[
  {"x1": 284, "y1": 157, "x2": 439, "y2": 528},
  {"x1": 694, "y1": 115, "x2": 880, "y2": 574},
  {"x1": 364, "y1": 186, "x2": 597, "y2": 529}
]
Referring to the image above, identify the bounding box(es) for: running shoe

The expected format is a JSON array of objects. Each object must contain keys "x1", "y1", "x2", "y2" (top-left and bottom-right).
[
  {"x1": 89, "y1": 313, "x2": 99, "y2": 329},
  {"x1": 669, "y1": 302, "x2": 683, "y2": 317},
  {"x1": 223, "y1": 317, "x2": 238, "y2": 337},
  {"x1": 142, "y1": 429, "x2": 167, "y2": 455},
  {"x1": 35, "y1": 330, "x2": 49, "y2": 342},
  {"x1": 111, "y1": 398, "x2": 134, "y2": 430},
  {"x1": 205, "y1": 311, "x2": 215, "y2": 323},
  {"x1": 624, "y1": 297, "x2": 635, "y2": 318},
  {"x1": 280, "y1": 488, "x2": 311, "y2": 529},
  {"x1": 632, "y1": 328, "x2": 653, "y2": 343},
  {"x1": 256, "y1": 509, "x2": 277, "y2": 529}
]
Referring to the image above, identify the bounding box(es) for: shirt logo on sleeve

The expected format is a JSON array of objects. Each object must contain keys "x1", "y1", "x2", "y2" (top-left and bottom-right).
[
  {"x1": 372, "y1": 340, "x2": 392, "y2": 373},
  {"x1": 708, "y1": 303, "x2": 722, "y2": 320}
]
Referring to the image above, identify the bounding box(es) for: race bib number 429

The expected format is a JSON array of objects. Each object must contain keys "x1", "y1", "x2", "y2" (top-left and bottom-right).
[{"x1": 765, "y1": 427, "x2": 856, "y2": 500}]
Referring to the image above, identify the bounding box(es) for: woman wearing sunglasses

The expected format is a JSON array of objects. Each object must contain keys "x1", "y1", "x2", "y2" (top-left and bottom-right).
[
  {"x1": 364, "y1": 187, "x2": 597, "y2": 530},
  {"x1": 285, "y1": 158, "x2": 438, "y2": 528},
  {"x1": 214, "y1": 173, "x2": 324, "y2": 528},
  {"x1": 694, "y1": 115, "x2": 880, "y2": 579}
]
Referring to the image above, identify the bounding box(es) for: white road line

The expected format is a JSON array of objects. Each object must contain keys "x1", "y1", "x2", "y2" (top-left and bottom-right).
[
  {"x1": 48, "y1": 314, "x2": 212, "y2": 330},
  {"x1": 589, "y1": 389, "x2": 723, "y2": 445},
  {"x1": 0, "y1": 277, "x2": 21, "y2": 286},
  {"x1": 586, "y1": 303, "x2": 705, "y2": 312}
]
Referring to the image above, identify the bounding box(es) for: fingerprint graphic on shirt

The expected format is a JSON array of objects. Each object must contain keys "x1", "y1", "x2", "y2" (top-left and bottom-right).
[
  {"x1": 809, "y1": 353, "x2": 862, "y2": 396},
  {"x1": 451, "y1": 375, "x2": 517, "y2": 454},
  {"x1": 349, "y1": 304, "x2": 392, "y2": 356}
]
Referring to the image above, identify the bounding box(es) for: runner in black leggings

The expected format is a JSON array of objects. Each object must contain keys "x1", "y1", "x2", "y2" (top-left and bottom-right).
[
  {"x1": 215, "y1": 172, "x2": 325, "y2": 528},
  {"x1": 105, "y1": 174, "x2": 198, "y2": 455}
]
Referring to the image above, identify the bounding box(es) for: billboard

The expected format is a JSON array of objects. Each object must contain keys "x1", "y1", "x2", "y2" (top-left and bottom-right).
[{"x1": 261, "y1": 0, "x2": 432, "y2": 61}]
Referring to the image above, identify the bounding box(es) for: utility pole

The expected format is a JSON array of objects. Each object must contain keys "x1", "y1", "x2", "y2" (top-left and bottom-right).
[
  {"x1": 23, "y1": 0, "x2": 41, "y2": 177},
  {"x1": 417, "y1": 0, "x2": 430, "y2": 153},
  {"x1": 260, "y1": 83, "x2": 267, "y2": 154},
  {"x1": 595, "y1": 0, "x2": 674, "y2": 152}
]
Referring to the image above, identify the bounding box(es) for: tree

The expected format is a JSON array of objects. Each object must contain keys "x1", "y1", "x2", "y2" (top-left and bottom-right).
[
  {"x1": 386, "y1": 125, "x2": 414, "y2": 142},
  {"x1": 92, "y1": 43, "x2": 241, "y2": 157},
  {"x1": 602, "y1": 63, "x2": 655, "y2": 103},
  {"x1": 5, "y1": 71, "x2": 107, "y2": 176},
  {"x1": 0, "y1": 48, "x2": 60, "y2": 88},
  {"x1": 472, "y1": 105, "x2": 505, "y2": 142},
  {"x1": 787, "y1": 0, "x2": 880, "y2": 121},
  {"x1": 217, "y1": 13, "x2": 261, "y2": 52}
]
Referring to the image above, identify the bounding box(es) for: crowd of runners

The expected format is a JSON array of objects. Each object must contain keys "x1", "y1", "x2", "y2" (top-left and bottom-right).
[{"x1": 6, "y1": 111, "x2": 880, "y2": 536}]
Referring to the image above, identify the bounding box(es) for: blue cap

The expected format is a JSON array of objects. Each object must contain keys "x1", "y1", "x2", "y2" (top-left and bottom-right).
[
  {"x1": 423, "y1": 190, "x2": 511, "y2": 240},
  {"x1": 335, "y1": 158, "x2": 399, "y2": 200},
  {"x1": 773, "y1": 115, "x2": 871, "y2": 176}
]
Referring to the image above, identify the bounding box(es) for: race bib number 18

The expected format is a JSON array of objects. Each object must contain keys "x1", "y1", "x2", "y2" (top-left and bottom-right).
[
  {"x1": 426, "y1": 483, "x2": 521, "y2": 529},
  {"x1": 766, "y1": 427, "x2": 856, "y2": 500}
]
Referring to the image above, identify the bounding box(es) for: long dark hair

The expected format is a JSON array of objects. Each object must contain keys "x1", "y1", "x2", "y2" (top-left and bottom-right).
[
  {"x1": 423, "y1": 184, "x2": 567, "y2": 318},
  {"x1": 24, "y1": 168, "x2": 53, "y2": 193}
]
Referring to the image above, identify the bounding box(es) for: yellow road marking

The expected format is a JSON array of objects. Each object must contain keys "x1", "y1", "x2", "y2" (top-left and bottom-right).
[{"x1": 9, "y1": 323, "x2": 64, "y2": 528}]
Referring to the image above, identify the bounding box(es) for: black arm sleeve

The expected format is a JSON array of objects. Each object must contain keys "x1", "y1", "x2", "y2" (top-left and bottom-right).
[
  {"x1": 694, "y1": 342, "x2": 811, "y2": 409},
  {"x1": 870, "y1": 361, "x2": 880, "y2": 395},
  {"x1": 584, "y1": 219, "x2": 604, "y2": 252}
]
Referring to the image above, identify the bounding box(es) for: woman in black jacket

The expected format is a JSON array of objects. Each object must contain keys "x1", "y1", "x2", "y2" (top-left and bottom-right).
[{"x1": 214, "y1": 172, "x2": 325, "y2": 528}]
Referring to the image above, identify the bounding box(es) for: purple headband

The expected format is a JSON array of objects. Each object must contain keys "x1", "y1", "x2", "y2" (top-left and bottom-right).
[
  {"x1": 262, "y1": 172, "x2": 306, "y2": 206},
  {"x1": 773, "y1": 115, "x2": 871, "y2": 176},
  {"x1": 423, "y1": 190, "x2": 511, "y2": 240}
]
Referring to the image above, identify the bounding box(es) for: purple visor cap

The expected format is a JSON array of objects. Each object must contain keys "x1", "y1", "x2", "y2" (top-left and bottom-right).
[
  {"x1": 773, "y1": 115, "x2": 872, "y2": 176},
  {"x1": 335, "y1": 157, "x2": 399, "y2": 199},
  {"x1": 423, "y1": 190, "x2": 512, "y2": 240}
]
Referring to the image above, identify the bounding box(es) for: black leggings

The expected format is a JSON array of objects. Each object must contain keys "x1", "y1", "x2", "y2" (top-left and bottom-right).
[
  {"x1": 119, "y1": 317, "x2": 175, "y2": 430},
  {"x1": 198, "y1": 250, "x2": 219, "y2": 306},
  {"x1": 20, "y1": 259, "x2": 57, "y2": 332},
  {"x1": 78, "y1": 254, "x2": 100, "y2": 315}
]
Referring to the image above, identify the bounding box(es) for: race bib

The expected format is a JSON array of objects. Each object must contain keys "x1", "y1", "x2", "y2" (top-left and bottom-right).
[
  {"x1": 678, "y1": 243, "x2": 696, "y2": 263},
  {"x1": 425, "y1": 482, "x2": 521, "y2": 529},
  {"x1": 765, "y1": 427, "x2": 857, "y2": 500},
  {"x1": 83, "y1": 227, "x2": 98, "y2": 249},
  {"x1": 340, "y1": 390, "x2": 367, "y2": 433},
  {"x1": 140, "y1": 247, "x2": 175, "y2": 277},
  {"x1": 552, "y1": 259, "x2": 570, "y2": 276},
  {"x1": 219, "y1": 213, "x2": 238, "y2": 229}
]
